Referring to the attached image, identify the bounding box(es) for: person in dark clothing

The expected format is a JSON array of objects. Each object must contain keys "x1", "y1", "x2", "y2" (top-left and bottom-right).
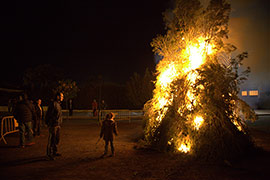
[
  {"x1": 100, "y1": 100, "x2": 107, "y2": 110},
  {"x1": 33, "y1": 98, "x2": 44, "y2": 136},
  {"x1": 68, "y1": 99, "x2": 73, "y2": 116},
  {"x1": 100, "y1": 100, "x2": 107, "y2": 120},
  {"x1": 92, "y1": 99, "x2": 98, "y2": 117},
  {"x1": 13, "y1": 93, "x2": 36, "y2": 148},
  {"x1": 100, "y1": 112, "x2": 118, "y2": 157},
  {"x1": 45, "y1": 92, "x2": 64, "y2": 160},
  {"x1": 8, "y1": 99, "x2": 12, "y2": 113}
]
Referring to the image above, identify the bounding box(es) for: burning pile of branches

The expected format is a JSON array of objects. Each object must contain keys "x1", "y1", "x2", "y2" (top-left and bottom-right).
[{"x1": 143, "y1": 0, "x2": 257, "y2": 161}]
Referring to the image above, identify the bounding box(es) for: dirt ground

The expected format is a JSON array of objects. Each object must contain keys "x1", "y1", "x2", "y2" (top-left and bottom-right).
[{"x1": 0, "y1": 119, "x2": 270, "y2": 180}]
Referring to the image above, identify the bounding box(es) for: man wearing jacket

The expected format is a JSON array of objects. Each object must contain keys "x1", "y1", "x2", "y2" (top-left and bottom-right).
[
  {"x1": 14, "y1": 93, "x2": 36, "y2": 148},
  {"x1": 45, "y1": 92, "x2": 64, "y2": 160},
  {"x1": 33, "y1": 98, "x2": 44, "y2": 137}
]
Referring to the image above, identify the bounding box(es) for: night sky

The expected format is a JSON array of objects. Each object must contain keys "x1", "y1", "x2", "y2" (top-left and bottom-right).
[
  {"x1": 1, "y1": 0, "x2": 168, "y2": 85},
  {"x1": 1, "y1": 0, "x2": 269, "y2": 87}
]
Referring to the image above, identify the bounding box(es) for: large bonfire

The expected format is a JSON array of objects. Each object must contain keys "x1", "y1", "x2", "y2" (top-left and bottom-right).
[{"x1": 143, "y1": 0, "x2": 257, "y2": 160}]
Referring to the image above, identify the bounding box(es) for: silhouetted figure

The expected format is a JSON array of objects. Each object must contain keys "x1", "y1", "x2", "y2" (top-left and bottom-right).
[
  {"x1": 100, "y1": 100, "x2": 107, "y2": 119},
  {"x1": 9, "y1": 98, "x2": 17, "y2": 114},
  {"x1": 68, "y1": 99, "x2": 73, "y2": 116},
  {"x1": 45, "y1": 92, "x2": 64, "y2": 160},
  {"x1": 100, "y1": 112, "x2": 118, "y2": 157},
  {"x1": 33, "y1": 98, "x2": 44, "y2": 136},
  {"x1": 92, "y1": 99, "x2": 98, "y2": 117},
  {"x1": 8, "y1": 99, "x2": 12, "y2": 113},
  {"x1": 13, "y1": 93, "x2": 36, "y2": 148},
  {"x1": 100, "y1": 100, "x2": 107, "y2": 110}
]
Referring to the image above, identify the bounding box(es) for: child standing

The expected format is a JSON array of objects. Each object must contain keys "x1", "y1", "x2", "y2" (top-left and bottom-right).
[{"x1": 100, "y1": 112, "x2": 118, "y2": 157}]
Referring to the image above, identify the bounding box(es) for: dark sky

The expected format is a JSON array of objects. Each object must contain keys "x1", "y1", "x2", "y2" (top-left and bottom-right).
[
  {"x1": 1, "y1": 0, "x2": 169, "y2": 85},
  {"x1": 1, "y1": 0, "x2": 269, "y2": 88}
]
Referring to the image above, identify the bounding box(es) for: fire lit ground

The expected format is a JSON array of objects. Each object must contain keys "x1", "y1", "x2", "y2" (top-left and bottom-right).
[{"x1": 0, "y1": 116, "x2": 270, "y2": 180}]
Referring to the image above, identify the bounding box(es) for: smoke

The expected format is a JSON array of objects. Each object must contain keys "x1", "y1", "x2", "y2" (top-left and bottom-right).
[
  {"x1": 228, "y1": 0, "x2": 270, "y2": 87},
  {"x1": 197, "y1": 0, "x2": 269, "y2": 108},
  {"x1": 199, "y1": 0, "x2": 210, "y2": 9}
]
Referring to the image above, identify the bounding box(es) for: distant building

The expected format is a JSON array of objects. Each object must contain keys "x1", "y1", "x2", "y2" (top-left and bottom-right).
[{"x1": 239, "y1": 80, "x2": 270, "y2": 109}]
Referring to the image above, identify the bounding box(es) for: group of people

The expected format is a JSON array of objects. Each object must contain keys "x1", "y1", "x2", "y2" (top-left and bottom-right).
[
  {"x1": 13, "y1": 94, "x2": 44, "y2": 148},
  {"x1": 13, "y1": 92, "x2": 118, "y2": 160},
  {"x1": 92, "y1": 99, "x2": 107, "y2": 117}
]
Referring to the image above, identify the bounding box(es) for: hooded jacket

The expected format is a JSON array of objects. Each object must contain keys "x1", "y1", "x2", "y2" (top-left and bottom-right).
[{"x1": 100, "y1": 119, "x2": 118, "y2": 141}]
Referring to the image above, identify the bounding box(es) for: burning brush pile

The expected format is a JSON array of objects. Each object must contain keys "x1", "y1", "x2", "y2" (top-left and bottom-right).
[{"x1": 143, "y1": 0, "x2": 257, "y2": 161}]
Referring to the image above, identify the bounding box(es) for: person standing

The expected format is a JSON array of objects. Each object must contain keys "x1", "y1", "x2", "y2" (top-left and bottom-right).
[
  {"x1": 100, "y1": 112, "x2": 118, "y2": 157},
  {"x1": 13, "y1": 93, "x2": 36, "y2": 148},
  {"x1": 100, "y1": 100, "x2": 107, "y2": 120},
  {"x1": 45, "y1": 92, "x2": 64, "y2": 160},
  {"x1": 33, "y1": 98, "x2": 43, "y2": 137},
  {"x1": 92, "y1": 99, "x2": 98, "y2": 117},
  {"x1": 68, "y1": 99, "x2": 73, "y2": 116},
  {"x1": 8, "y1": 99, "x2": 12, "y2": 113}
]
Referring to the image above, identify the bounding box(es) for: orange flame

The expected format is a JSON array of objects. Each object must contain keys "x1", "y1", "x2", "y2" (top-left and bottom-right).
[{"x1": 149, "y1": 36, "x2": 216, "y2": 153}]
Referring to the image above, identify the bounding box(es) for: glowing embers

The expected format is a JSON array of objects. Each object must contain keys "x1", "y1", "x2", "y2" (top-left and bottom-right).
[
  {"x1": 153, "y1": 92, "x2": 172, "y2": 122},
  {"x1": 193, "y1": 116, "x2": 204, "y2": 130},
  {"x1": 186, "y1": 89, "x2": 195, "y2": 110},
  {"x1": 178, "y1": 144, "x2": 191, "y2": 153},
  {"x1": 177, "y1": 136, "x2": 191, "y2": 153},
  {"x1": 232, "y1": 120, "x2": 242, "y2": 132},
  {"x1": 176, "y1": 116, "x2": 204, "y2": 153}
]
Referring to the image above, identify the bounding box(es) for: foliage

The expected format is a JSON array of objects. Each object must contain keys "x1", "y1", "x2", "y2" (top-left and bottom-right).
[
  {"x1": 126, "y1": 68, "x2": 155, "y2": 109},
  {"x1": 54, "y1": 79, "x2": 79, "y2": 101},
  {"x1": 22, "y1": 64, "x2": 64, "y2": 102}
]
